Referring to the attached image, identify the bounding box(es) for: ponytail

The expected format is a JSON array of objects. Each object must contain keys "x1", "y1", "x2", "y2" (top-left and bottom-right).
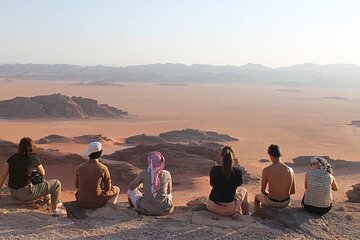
[{"x1": 221, "y1": 146, "x2": 234, "y2": 179}]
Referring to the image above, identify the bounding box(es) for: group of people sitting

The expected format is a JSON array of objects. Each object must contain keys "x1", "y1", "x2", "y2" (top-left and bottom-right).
[{"x1": 0, "y1": 137, "x2": 338, "y2": 218}]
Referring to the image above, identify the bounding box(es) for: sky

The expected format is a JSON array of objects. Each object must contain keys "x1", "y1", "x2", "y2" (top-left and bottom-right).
[{"x1": 1, "y1": 0, "x2": 360, "y2": 67}]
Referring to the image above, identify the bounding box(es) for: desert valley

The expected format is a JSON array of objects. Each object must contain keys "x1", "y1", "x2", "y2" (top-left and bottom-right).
[{"x1": 0, "y1": 78, "x2": 359, "y2": 239}]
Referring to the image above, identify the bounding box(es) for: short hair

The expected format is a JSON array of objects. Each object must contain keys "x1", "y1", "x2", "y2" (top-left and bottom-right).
[
  {"x1": 268, "y1": 144, "x2": 282, "y2": 158},
  {"x1": 89, "y1": 150, "x2": 103, "y2": 160},
  {"x1": 19, "y1": 137, "x2": 36, "y2": 155}
]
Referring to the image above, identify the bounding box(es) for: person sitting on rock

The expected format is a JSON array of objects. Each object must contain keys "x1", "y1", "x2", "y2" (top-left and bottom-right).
[
  {"x1": 0, "y1": 137, "x2": 66, "y2": 216},
  {"x1": 302, "y1": 156, "x2": 338, "y2": 215},
  {"x1": 206, "y1": 146, "x2": 250, "y2": 217},
  {"x1": 254, "y1": 144, "x2": 295, "y2": 210},
  {"x1": 75, "y1": 141, "x2": 120, "y2": 208},
  {"x1": 127, "y1": 151, "x2": 174, "y2": 215}
]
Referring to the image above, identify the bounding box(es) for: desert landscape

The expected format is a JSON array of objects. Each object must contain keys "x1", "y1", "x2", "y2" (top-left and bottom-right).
[{"x1": 0, "y1": 79, "x2": 359, "y2": 239}]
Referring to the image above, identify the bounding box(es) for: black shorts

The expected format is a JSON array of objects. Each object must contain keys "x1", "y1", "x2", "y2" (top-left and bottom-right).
[{"x1": 301, "y1": 196, "x2": 332, "y2": 215}]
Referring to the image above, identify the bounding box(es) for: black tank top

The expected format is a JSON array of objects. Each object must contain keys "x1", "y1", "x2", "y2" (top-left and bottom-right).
[{"x1": 7, "y1": 153, "x2": 41, "y2": 190}]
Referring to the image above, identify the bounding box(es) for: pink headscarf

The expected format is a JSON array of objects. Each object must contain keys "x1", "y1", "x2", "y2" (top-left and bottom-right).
[{"x1": 147, "y1": 151, "x2": 165, "y2": 198}]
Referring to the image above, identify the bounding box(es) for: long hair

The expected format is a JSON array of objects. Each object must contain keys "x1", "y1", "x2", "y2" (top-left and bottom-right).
[
  {"x1": 18, "y1": 137, "x2": 36, "y2": 155},
  {"x1": 221, "y1": 146, "x2": 234, "y2": 179}
]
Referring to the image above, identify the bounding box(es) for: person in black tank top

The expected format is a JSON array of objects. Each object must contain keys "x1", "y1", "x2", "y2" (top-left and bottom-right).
[
  {"x1": 0, "y1": 137, "x2": 66, "y2": 216},
  {"x1": 207, "y1": 146, "x2": 249, "y2": 216}
]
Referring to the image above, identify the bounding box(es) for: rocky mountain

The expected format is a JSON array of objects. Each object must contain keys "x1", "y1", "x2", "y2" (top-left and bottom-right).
[
  {"x1": 0, "y1": 94, "x2": 128, "y2": 119},
  {"x1": 2, "y1": 63, "x2": 360, "y2": 87}
]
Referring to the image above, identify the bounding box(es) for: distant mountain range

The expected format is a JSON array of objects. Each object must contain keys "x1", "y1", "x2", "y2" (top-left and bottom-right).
[{"x1": 1, "y1": 63, "x2": 360, "y2": 87}]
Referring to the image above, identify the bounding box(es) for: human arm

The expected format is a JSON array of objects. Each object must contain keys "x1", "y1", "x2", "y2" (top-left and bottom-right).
[
  {"x1": 36, "y1": 164, "x2": 45, "y2": 176},
  {"x1": 261, "y1": 169, "x2": 269, "y2": 195},
  {"x1": 304, "y1": 173, "x2": 308, "y2": 190},
  {"x1": 102, "y1": 167, "x2": 112, "y2": 193},
  {"x1": 128, "y1": 171, "x2": 144, "y2": 191},
  {"x1": 290, "y1": 168, "x2": 296, "y2": 195},
  {"x1": 331, "y1": 176, "x2": 339, "y2": 191},
  {"x1": 0, "y1": 163, "x2": 9, "y2": 189}
]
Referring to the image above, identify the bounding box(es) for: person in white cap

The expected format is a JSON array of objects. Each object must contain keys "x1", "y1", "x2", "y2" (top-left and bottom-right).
[{"x1": 75, "y1": 141, "x2": 120, "y2": 208}]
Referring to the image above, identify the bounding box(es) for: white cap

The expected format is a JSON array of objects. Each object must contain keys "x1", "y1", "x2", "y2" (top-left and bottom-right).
[{"x1": 85, "y1": 141, "x2": 102, "y2": 157}]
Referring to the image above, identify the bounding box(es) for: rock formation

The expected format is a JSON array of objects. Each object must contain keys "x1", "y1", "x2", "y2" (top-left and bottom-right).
[
  {"x1": 159, "y1": 128, "x2": 239, "y2": 142},
  {"x1": 124, "y1": 129, "x2": 238, "y2": 146},
  {"x1": 346, "y1": 183, "x2": 360, "y2": 203},
  {"x1": 124, "y1": 134, "x2": 166, "y2": 145},
  {"x1": 37, "y1": 134, "x2": 114, "y2": 144},
  {"x1": 0, "y1": 94, "x2": 128, "y2": 119}
]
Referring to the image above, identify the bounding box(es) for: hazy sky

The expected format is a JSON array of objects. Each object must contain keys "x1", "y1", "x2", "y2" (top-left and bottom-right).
[{"x1": 1, "y1": 0, "x2": 360, "y2": 67}]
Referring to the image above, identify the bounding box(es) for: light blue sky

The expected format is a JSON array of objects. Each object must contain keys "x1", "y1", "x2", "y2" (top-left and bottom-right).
[{"x1": 1, "y1": 0, "x2": 360, "y2": 67}]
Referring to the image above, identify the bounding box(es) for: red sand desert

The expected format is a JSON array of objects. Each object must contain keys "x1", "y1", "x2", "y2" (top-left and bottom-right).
[{"x1": 0, "y1": 79, "x2": 360, "y2": 205}]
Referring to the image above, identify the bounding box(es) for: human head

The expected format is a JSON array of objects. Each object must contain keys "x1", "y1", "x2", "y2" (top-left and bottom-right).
[
  {"x1": 147, "y1": 151, "x2": 165, "y2": 198},
  {"x1": 86, "y1": 142, "x2": 103, "y2": 159},
  {"x1": 18, "y1": 137, "x2": 36, "y2": 155},
  {"x1": 268, "y1": 144, "x2": 282, "y2": 162},
  {"x1": 221, "y1": 146, "x2": 234, "y2": 179},
  {"x1": 310, "y1": 156, "x2": 333, "y2": 174},
  {"x1": 147, "y1": 151, "x2": 165, "y2": 169}
]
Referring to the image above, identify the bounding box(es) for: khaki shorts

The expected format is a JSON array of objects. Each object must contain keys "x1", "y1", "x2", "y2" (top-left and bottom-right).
[{"x1": 256, "y1": 193, "x2": 290, "y2": 208}]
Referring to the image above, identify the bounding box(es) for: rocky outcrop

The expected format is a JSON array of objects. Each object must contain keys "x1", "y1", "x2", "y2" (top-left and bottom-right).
[
  {"x1": 346, "y1": 183, "x2": 360, "y2": 203},
  {"x1": 0, "y1": 94, "x2": 128, "y2": 119},
  {"x1": 37, "y1": 134, "x2": 114, "y2": 144},
  {"x1": 159, "y1": 129, "x2": 239, "y2": 143},
  {"x1": 124, "y1": 129, "x2": 238, "y2": 146},
  {"x1": 37, "y1": 135, "x2": 72, "y2": 144},
  {"x1": 124, "y1": 134, "x2": 166, "y2": 145}
]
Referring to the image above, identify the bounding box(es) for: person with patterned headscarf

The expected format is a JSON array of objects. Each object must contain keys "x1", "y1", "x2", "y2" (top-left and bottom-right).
[
  {"x1": 127, "y1": 151, "x2": 174, "y2": 215},
  {"x1": 302, "y1": 156, "x2": 339, "y2": 215}
]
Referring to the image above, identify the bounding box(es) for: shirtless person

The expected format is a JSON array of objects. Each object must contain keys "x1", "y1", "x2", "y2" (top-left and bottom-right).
[{"x1": 254, "y1": 144, "x2": 295, "y2": 210}]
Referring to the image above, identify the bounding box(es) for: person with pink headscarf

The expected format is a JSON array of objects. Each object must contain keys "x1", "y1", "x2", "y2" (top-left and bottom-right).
[{"x1": 127, "y1": 151, "x2": 174, "y2": 215}]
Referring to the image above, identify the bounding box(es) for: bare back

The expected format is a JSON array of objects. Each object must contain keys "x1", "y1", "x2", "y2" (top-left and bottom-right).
[{"x1": 262, "y1": 162, "x2": 295, "y2": 200}]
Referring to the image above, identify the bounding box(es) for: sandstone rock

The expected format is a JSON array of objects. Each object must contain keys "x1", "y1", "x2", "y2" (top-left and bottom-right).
[
  {"x1": 124, "y1": 134, "x2": 166, "y2": 145},
  {"x1": 159, "y1": 128, "x2": 239, "y2": 142},
  {"x1": 346, "y1": 183, "x2": 360, "y2": 203},
  {"x1": 71, "y1": 96, "x2": 127, "y2": 118},
  {"x1": 0, "y1": 94, "x2": 128, "y2": 119},
  {"x1": 253, "y1": 206, "x2": 359, "y2": 239},
  {"x1": 37, "y1": 134, "x2": 73, "y2": 144},
  {"x1": 74, "y1": 134, "x2": 113, "y2": 144},
  {"x1": 36, "y1": 134, "x2": 113, "y2": 144}
]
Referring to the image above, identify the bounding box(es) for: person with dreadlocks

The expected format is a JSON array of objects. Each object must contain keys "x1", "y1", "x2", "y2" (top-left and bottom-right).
[
  {"x1": 127, "y1": 151, "x2": 174, "y2": 215},
  {"x1": 302, "y1": 156, "x2": 339, "y2": 215},
  {"x1": 206, "y1": 146, "x2": 250, "y2": 217}
]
